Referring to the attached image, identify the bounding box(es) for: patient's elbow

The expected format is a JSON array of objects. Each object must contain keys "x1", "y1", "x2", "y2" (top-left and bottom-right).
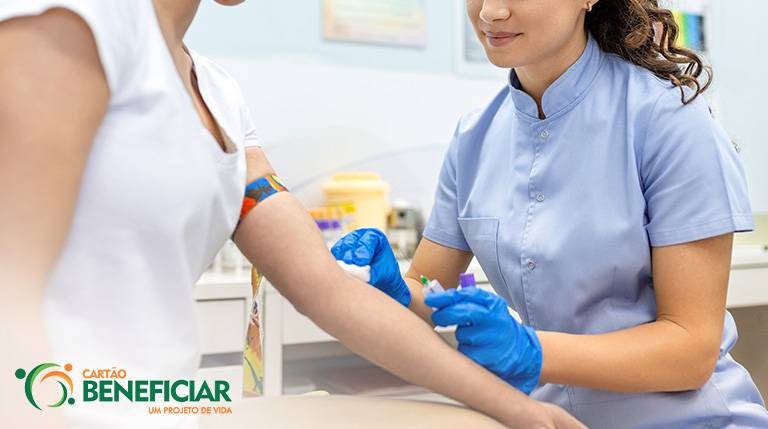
[{"x1": 683, "y1": 343, "x2": 720, "y2": 390}]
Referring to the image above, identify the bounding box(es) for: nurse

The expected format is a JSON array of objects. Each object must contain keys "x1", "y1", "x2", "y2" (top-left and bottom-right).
[
  {"x1": 0, "y1": 0, "x2": 583, "y2": 428},
  {"x1": 333, "y1": 0, "x2": 768, "y2": 427}
]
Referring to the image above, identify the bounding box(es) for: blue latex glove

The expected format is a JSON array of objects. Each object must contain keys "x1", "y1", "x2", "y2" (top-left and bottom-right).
[
  {"x1": 331, "y1": 228, "x2": 411, "y2": 307},
  {"x1": 424, "y1": 287, "x2": 542, "y2": 394}
]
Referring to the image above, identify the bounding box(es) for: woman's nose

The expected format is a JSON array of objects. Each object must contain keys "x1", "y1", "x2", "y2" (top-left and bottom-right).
[{"x1": 479, "y1": 0, "x2": 511, "y2": 23}]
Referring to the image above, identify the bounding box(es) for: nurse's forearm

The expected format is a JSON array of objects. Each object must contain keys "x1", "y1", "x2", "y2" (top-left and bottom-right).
[
  {"x1": 403, "y1": 238, "x2": 474, "y2": 324},
  {"x1": 234, "y1": 193, "x2": 545, "y2": 427},
  {"x1": 539, "y1": 237, "x2": 729, "y2": 394},
  {"x1": 538, "y1": 320, "x2": 718, "y2": 393},
  {"x1": 405, "y1": 277, "x2": 435, "y2": 324}
]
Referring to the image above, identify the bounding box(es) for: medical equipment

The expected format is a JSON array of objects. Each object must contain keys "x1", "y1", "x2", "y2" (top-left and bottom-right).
[
  {"x1": 425, "y1": 288, "x2": 543, "y2": 394},
  {"x1": 323, "y1": 172, "x2": 390, "y2": 231},
  {"x1": 420, "y1": 275, "x2": 445, "y2": 296},
  {"x1": 239, "y1": 175, "x2": 289, "y2": 226},
  {"x1": 387, "y1": 202, "x2": 423, "y2": 259},
  {"x1": 317, "y1": 219, "x2": 345, "y2": 248},
  {"x1": 459, "y1": 272, "x2": 476, "y2": 289}
]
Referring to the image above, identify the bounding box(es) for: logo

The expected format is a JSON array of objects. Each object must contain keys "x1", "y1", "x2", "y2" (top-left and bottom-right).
[
  {"x1": 15, "y1": 363, "x2": 75, "y2": 410},
  {"x1": 13, "y1": 363, "x2": 233, "y2": 416}
]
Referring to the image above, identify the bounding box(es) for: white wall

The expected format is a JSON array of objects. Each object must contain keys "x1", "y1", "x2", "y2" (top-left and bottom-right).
[
  {"x1": 708, "y1": 0, "x2": 768, "y2": 211},
  {"x1": 219, "y1": 56, "x2": 504, "y2": 214},
  {"x1": 186, "y1": 0, "x2": 459, "y2": 73},
  {"x1": 187, "y1": 0, "x2": 768, "y2": 212}
]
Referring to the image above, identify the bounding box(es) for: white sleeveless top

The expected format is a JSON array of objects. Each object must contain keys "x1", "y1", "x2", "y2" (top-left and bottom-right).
[{"x1": 0, "y1": 0, "x2": 260, "y2": 426}]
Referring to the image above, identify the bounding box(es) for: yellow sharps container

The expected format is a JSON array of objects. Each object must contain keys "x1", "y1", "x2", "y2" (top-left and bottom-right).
[{"x1": 322, "y1": 172, "x2": 390, "y2": 232}]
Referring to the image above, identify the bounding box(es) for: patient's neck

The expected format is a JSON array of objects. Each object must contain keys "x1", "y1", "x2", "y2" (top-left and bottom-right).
[{"x1": 152, "y1": 0, "x2": 201, "y2": 51}]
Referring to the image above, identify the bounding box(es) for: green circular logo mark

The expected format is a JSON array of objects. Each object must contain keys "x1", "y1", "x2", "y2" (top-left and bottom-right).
[{"x1": 14, "y1": 363, "x2": 75, "y2": 410}]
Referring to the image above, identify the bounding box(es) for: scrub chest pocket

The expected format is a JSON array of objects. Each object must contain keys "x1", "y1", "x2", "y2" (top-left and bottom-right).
[{"x1": 457, "y1": 217, "x2": 513, "y2": 304}]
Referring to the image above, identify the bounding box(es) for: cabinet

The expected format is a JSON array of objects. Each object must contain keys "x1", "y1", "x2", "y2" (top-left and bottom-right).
[{"x1": 194, "y1": 272, "x2": 252, "y2": 401}]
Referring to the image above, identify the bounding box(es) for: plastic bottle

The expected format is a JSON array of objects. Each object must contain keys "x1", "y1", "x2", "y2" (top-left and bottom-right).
[{"x1": 322, "y1": 172, "x2": 390, "y2": 231}]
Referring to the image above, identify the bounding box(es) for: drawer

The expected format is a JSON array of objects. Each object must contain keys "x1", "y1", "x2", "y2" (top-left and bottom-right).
[{"x1": 195, "y1": 299, "x2": 248, "y2": 355}]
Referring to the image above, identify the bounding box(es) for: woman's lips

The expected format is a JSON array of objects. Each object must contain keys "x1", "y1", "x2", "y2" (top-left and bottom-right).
[{"x1": 485, "y1": 32, "x2": 522, "y2": 47}]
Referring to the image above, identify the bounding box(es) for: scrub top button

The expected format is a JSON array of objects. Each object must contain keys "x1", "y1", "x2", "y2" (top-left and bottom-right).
[
  {"x1": 536, "y1": 193, "x2": 545, "y2": 202},
  {"x1": 527, "y1": 260, "x2": 536, "y2": 270},
  {"x1": 539, "y1": 129, "x2": 550, "y2": 139}
]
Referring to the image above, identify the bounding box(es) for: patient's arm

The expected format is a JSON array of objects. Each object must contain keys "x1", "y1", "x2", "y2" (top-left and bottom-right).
[{"x1": 233, "y1": 148, "x2": 584, "y2": 429}]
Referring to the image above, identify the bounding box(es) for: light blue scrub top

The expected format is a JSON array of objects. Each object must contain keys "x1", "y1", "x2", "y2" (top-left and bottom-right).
[{"x1": 424, "y1": 34, "x2": 768, "y2": 428}]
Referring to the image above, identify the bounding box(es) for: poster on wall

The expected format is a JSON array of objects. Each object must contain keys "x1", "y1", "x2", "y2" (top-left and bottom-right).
[
  {"x1": 322, "y1": 0, "x2": 427, "y2": 48},
  {"x1": 659, "y1": 0, "x2": 711, "y2": 52}
]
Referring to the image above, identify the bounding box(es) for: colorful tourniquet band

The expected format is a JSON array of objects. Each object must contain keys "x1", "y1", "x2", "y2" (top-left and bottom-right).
[{"x1": 239, "y1": 175, "x2": 288, "y2": 222}]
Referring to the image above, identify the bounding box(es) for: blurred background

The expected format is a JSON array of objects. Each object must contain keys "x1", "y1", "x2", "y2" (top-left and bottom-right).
[{"x1": 187, "y1": 0, "x2": 767, "y2": 405}]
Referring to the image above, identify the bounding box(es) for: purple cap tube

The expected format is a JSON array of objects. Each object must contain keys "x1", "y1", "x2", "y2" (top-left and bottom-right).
[{"x1": 459, "y1": 272, "x2": 476, "y2": 289}]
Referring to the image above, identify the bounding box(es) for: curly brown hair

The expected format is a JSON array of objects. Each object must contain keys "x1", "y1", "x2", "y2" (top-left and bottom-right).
[{"x1": 585, "y1": 0, "x2": 711, "y2": 104}]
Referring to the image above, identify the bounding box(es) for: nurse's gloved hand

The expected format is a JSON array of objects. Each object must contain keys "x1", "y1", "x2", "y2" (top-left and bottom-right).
[
  {"x1": 425, "y1": 288, "x2": 542, "y2": 394},
  {"x1": 331, "y1": 228, "x2": 411, "y2": 308}
]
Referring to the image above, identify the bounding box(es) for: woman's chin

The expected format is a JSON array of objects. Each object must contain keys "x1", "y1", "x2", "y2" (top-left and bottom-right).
[
  {"x1": 214, "y1": 0, "x2": 246, "y2": 6},
  {"x1": 481, "y1": 45, "x2": 531, "y2": 69},
  {"x1": 485, "y1": 54, "x2": 525, "y2": 70}
]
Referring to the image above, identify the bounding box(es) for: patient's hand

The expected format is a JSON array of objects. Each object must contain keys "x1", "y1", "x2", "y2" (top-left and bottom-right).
[{"x1": 535, "y1": 402, "x2": 587, "y2": 429}]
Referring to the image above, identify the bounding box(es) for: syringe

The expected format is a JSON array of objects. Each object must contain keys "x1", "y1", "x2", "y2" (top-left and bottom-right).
[{"x1": 420, "y1": 275, "x2": 445, "y2": 296}]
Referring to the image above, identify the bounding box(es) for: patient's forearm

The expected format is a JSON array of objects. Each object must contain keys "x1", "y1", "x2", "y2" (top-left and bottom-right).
[
  {"x1": 313, "y1": 271, "x2": 535, "y2": 424},
  {"x1": 405, "y1": 277, "x2": 435, "y2": 324},
  {"x1": 234, "y1": 193, "x2": 535, "y2": 425}
]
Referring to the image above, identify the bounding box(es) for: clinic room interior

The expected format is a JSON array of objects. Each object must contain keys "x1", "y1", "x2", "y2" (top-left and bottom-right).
[{"x1": 2, "y1": 0, "x2": 767, "y2": 428}]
